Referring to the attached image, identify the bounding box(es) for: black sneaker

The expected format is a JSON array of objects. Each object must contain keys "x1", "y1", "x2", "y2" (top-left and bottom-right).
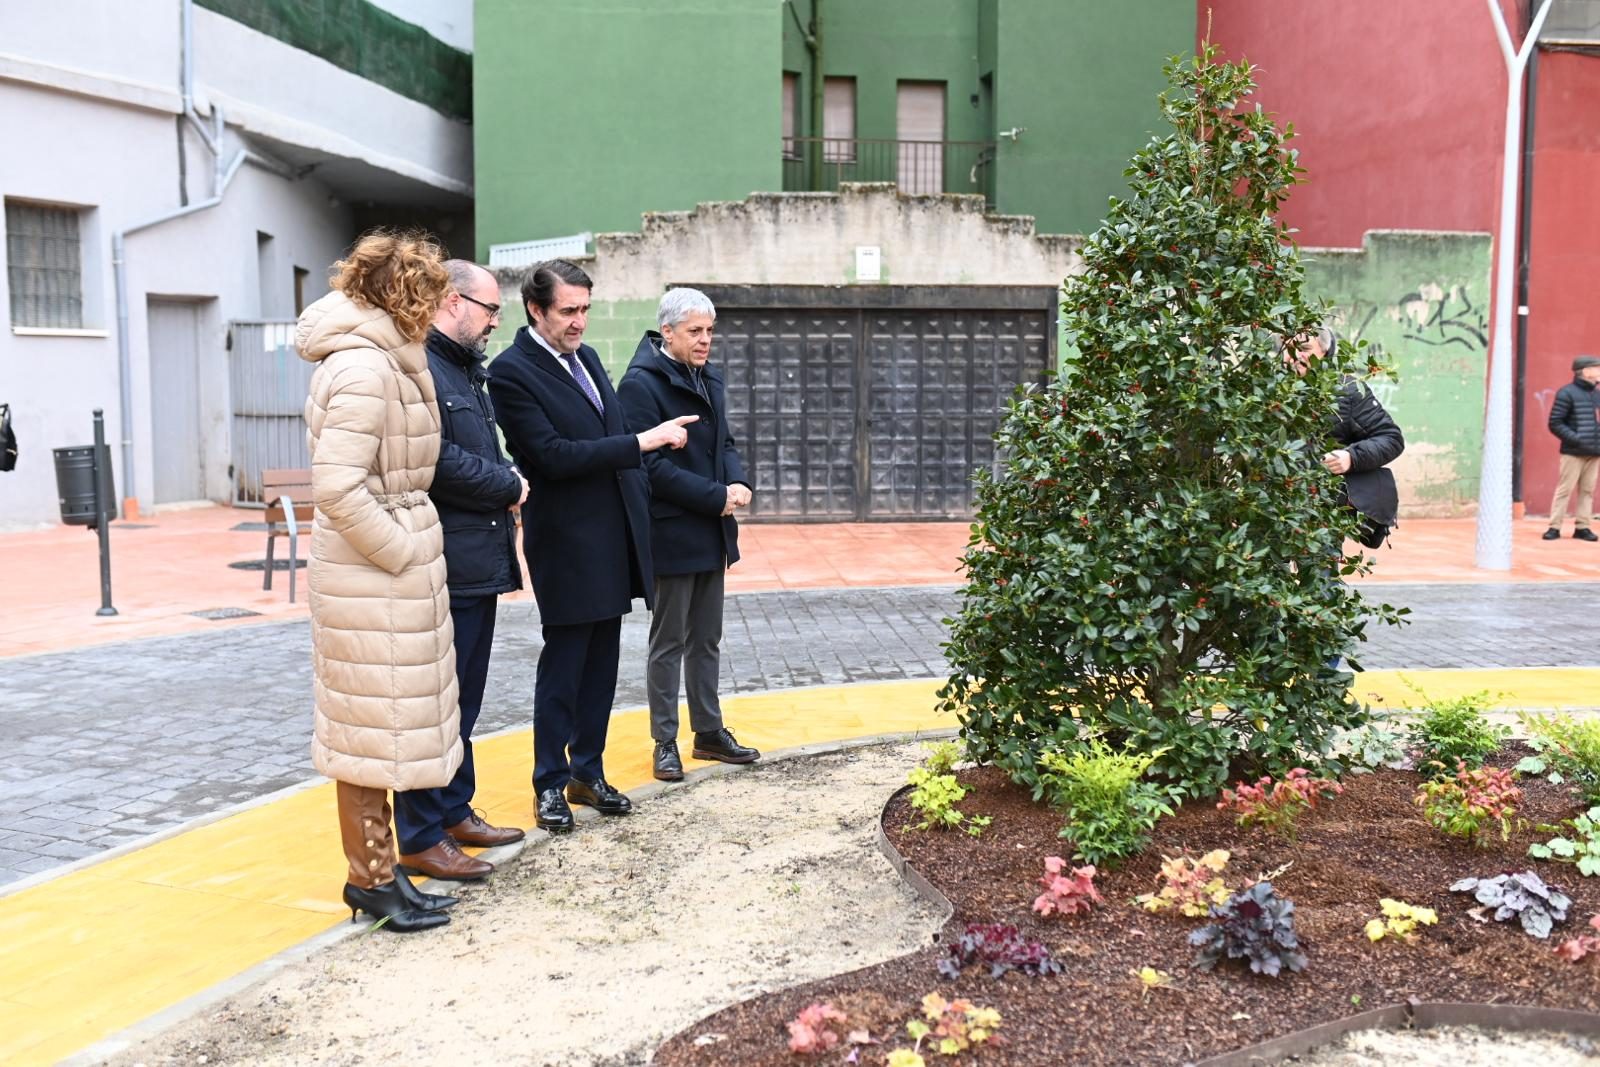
[
  {"x1": 1576, "y1": 529, "x2": 1598, "y2": 543},
  {"x1": 693, "y1": 728, "x2": 761, "y2": 765},
  {"x1": 1543, "y1": 528, "x2": 1561, "y2": 540},
  {"x1": 653, "y1": 740, "x2": 685, "y2": 782}
]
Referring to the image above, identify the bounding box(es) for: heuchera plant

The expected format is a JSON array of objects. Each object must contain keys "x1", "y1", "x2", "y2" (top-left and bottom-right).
[
  {"x1": 1415, "y1": 762, "x2": 1522, "y2": 846},
  {"x1": 786, "y1": 1002, "x2": 848, "y2": 1055},
  {"x1": 1033, "y1": 857, "x2": 1104, "y2": 917},
  {"x1": 1137, "y1": 849, "x2": 1232, "y2": 916},
  {"x1": 1555, "y1": 915, "x2": 1600, "y2": 962},
  {"x1": 1217, "y1": 768, "x2": 1341, "y2": 838},
  {"x1": 903, "y1": 993, "x2": 1003, "y2": 1058},
  {"x1": 1529, "y1": 805, "x2": 1600, "y2": 876},
  {"x1": 1364, "y1": 898, "x2": 1438, "y2": 943},
  {"x1": 937, "y1": 922, "x2": 1063, "y2": 980},
  {"x1": 1451, "y1": 871, "x2": 1572, "y2": 939},
  {"x1": 1516, "y1": 712, "x2": 1600, "y2": 805},
  {"x1": 1189, "y1": 881, "x2": 1307, "y2": 977}
]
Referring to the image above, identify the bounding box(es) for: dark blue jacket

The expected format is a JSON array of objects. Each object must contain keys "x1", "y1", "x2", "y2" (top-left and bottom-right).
[
  {"x1": 616, "y1": 333, "x2": 746, "y2": 576},
  {"x1": 487, "y1": 327, "x2": 653, "y2": 626},
  {"x1": 1548, "y1": 376, "x2": 1600, "y2": 457},
  {"x1": 425, "y1": 328, "x2": 523, "y2": 599}
]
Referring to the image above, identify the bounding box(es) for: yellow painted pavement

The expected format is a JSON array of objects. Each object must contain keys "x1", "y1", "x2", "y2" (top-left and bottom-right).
[{"x1": 5, "y1": 668, "x2": 1598, "y2": 1064}]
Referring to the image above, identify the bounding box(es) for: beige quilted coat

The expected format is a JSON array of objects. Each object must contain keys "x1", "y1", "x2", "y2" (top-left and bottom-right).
[{"x1": 297, "y1": 291, "x2": 462, "y2": 791}]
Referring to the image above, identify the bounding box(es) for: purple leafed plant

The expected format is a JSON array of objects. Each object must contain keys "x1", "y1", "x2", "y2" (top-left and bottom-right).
[
  {"x1": 937, "y1": 922, "x2": 1064, "y2": 980},
  {"x1": 1189, "y1": 881, "x2": 1307, "y2": 978}
]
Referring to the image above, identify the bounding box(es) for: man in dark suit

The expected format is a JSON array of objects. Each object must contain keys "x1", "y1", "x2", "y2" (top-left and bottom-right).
[
  {"x1": 487, "y1": 260, "x2": 696, "y2": 832},
  {"x1": 617, "y1": 288, "x2": 761, "y2": 781},
  {"x1": 395, "y1": 259, "x2": 528, "y2": 880}
]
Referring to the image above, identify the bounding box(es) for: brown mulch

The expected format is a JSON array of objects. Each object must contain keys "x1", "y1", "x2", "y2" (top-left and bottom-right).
[{"x1": 654, "y1": 746, "x2": 1600, "y2": 1066}]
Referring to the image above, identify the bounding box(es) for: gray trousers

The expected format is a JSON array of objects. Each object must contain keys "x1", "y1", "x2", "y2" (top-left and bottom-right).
[{"x1": 647, "y1": 569, "x2": 726, "y2": 741}]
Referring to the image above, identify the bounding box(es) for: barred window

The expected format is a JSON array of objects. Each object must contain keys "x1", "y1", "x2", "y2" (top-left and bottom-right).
[{"x1": 6, "y1": 199, "x2": 84, "y2": 328}]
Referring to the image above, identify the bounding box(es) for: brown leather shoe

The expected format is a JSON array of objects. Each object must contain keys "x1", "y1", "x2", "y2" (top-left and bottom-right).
[
  {"x1": 397, "y1": 837, "x2": 492, "y2": 882},
  {"x1": 446, "y1": 811, "x2": 526, "y2": 848}
]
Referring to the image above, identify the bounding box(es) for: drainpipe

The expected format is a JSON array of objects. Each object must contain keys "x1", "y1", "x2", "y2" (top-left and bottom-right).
[{"x1": 1511, "y1": 41, "x2": 1540, "y2": 508}]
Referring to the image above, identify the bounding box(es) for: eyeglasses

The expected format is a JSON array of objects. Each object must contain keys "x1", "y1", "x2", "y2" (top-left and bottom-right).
[{"x1": 458, "y1": 292, "x2": 501, "y2": 317}]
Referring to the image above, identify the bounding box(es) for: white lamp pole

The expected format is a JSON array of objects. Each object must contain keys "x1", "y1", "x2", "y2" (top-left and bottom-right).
[{"x1": 1476, "y1": 0, "x2": 1554, "y2": 569}]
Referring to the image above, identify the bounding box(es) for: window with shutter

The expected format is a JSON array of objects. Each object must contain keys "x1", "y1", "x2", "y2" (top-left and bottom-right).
[
  {"x1": 5, "y1": 199, "x2": 85, "y2": 329},
  {"x1": 824, "y1": 77, "x2": 856, "y2": 162},
  {"x1": 896, "y1": 81, "x2": 946, "y2": 195}
]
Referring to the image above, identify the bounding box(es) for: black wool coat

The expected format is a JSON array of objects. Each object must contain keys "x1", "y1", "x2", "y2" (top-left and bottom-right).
[
  {"x1": 1331, "y1": 378, "x2": 1405, "y2": 528},
  {"x1": 425, "y1": 328, "x2": 523, "y2": 599},
  {"x1": 616, "y1": 333, "x2": 747, "y2": 577},
  {"x1": 487, "y1": 327, "x2": 653, "y2": 626},
  {"x1": 1548, "y1": 377, "x2": 1600, "y2": 457}
]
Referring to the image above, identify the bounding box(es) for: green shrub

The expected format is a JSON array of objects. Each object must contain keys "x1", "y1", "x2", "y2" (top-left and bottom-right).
[
  {"x1": 904, "y1": 744, "x2": 992, "y2": 837},
  {"x1": 1517, "y1": 713, "x2": 1600, "y2": 805},
  {"x1": 1037, "y1": 741, "x2": 1174, "y2": 866},
  {"x1": 1404, "y1": 684, "x2": 1507, "y2": 776},
  {"x1": 939, "y1": 46, "x2": 1404, "y2": 801}
]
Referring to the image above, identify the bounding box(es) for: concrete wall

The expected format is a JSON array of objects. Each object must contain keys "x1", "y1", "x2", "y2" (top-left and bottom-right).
[
  {"x1": 1305, "y1": 232, "x2": 1493, "y2": 517},
  {"x1": 474, "y1": 0, "x2": 780, "y2": 256},
  {"x1": 488, "y1": 183, "x2": 1081, "y2": 379},
  {"x1": 0, "y1": 0, "x2": 471, "y2": 528}
]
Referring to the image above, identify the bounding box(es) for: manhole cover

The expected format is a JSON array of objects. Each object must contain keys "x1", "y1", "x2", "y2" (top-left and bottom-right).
[
  {"x1": 189, "y1": 607, "x2": 263, "y2": 620},
  {"x1": 230, "y1": 522, "x2": 271, "y2": 532},
  {"x1": 228, "y1": 559, "x2": 306, "y2": 571},
  {"x1": 113, "y1": 523, "x2": 155, "y2": 530}
]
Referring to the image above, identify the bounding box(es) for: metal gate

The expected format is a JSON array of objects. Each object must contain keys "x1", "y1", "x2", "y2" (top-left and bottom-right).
[
  {"x1": 696, "y1": 285, "x2": 1056, "y2": 521},
  {"x1": 228, "y1": 320, "x2": 311, "y2": 505}
]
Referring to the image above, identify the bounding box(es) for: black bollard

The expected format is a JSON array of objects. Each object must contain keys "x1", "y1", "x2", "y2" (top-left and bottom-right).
[{"x1": 92, "y1": 409, "x2": 118, "y2": 617}]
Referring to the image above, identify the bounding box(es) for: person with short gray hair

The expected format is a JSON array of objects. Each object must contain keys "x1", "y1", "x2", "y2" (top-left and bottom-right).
[{"x1": 618, "y1": 288, "x2": 760, "y2": 781}]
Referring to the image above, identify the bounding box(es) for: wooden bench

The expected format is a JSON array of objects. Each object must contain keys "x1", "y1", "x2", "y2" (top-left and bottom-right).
[{"x1": 262, "y1": 468, "x2": 314, "y2": 603}]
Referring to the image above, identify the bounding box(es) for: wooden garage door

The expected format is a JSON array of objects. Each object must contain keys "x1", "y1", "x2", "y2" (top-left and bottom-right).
[{"x1": 697, "y1": 286, "x2": 1055, "y2": 521}]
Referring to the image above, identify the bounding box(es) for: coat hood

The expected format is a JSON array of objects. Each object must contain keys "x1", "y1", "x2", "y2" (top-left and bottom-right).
[{"x1": 295, "y1": 290, "x2": 425, "y2": 373}]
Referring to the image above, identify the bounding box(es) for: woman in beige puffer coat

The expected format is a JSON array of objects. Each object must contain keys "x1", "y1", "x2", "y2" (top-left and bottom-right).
[{"x1": 297, "y1": 230, "x2": 462, "y2": 933}]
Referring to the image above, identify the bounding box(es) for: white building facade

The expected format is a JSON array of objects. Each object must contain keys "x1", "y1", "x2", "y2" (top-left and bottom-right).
[{"x1": 0, "y1": 0, "x2": 473, "y2": 526}]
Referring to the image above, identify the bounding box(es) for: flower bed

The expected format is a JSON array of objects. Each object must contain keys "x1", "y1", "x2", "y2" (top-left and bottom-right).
[{"x1": 654, "y1": 747, "x2": 1600, "y2": 1066}]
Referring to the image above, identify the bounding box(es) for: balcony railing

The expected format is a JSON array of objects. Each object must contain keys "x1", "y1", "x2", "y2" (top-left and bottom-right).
[{"x1": 781, "y1": 137, "x2": 996, "y2": 207}]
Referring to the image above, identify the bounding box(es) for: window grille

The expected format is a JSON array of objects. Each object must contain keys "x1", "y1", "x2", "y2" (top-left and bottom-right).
[{"x1": 5, "y1": 199, "x2": 83, "y2": 328}]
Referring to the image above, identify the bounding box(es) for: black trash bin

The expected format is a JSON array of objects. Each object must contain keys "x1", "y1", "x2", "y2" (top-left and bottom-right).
[{"x1": 53, "y1": 444, "x2": 117, "y2": 527}]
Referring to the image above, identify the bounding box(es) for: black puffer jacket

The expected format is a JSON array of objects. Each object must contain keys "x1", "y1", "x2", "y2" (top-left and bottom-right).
[
  {"x1": 426, "y1": 328, "x2": 524, "y2": 598},
  {"x1": 1331, "y1": 379, "x2": 1405, "y2": 528},
  {"x1": 1548, "y1": 377, "x2": 1600, "y2": 457}
]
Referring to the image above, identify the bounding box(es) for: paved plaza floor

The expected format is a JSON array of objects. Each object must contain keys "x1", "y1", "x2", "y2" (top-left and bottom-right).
[{"x1": 2, "y1": 507, "x2": 1598, "y2": 1064}]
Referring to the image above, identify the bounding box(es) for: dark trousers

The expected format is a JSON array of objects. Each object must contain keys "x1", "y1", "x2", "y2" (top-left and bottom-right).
[
  {"x1": 647, "y1": 569, "x2": 726, "y2": 741},
  {"x1": 395, "y1": 595, "x2": 496, "y2": 854},
  {"x1": 533, "y1": 615, "x2": 621, "y2": 795}
]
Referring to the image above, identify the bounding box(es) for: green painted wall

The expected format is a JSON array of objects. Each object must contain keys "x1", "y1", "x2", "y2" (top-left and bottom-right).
[
  {"x1": 988, "y1": 0, "x2": 1193, "y2": 235},
  {"x1": 1304, "y1": 232, "x2": 1493, "y2": 513},
  {"x1": 474, "y1": 0, "x2": 780, "y2": 259}
]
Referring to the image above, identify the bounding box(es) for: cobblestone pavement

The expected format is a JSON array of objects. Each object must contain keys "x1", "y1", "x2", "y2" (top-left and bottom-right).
[{"x1": 0, "y1": 582, "x2": 1593, "y2": 886}]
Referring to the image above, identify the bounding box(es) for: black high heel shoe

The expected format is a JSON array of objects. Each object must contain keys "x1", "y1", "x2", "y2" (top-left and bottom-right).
[
  {"x1": 342, "y1": 880, "x2": 450, "y2": 932},
  {"x1": 395, "y1": 871, "x2": 458, "y2": 912}
]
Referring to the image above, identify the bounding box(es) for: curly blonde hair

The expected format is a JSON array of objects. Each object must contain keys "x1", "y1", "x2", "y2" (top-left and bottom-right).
[{"x1": 329, "y1": 229, "x2": 449, "y2": 342}]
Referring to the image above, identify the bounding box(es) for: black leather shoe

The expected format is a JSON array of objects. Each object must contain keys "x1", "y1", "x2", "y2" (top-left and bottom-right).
[
  {"x1": 342, "y1": 881, "x2": 450, "y2": 933},
  {"x1": 394, "y1": 871, "x2": 458, "y2": 912},
  {"x1": 653, "y1": 740, "x2": 685, "y2": 782},
  {"x1": 1576, "y1": 529, "x2": 1598, "y2": 542},
  {"x1": 1544, "y1": 528, "x2": 1562, "y2": 540},
  {"x1": 537, "y1": 787, "x2": 574, "y2": 833},
  {"x1": 693, "y1": 727, "x2": 761, "y2": 765},
  {"x1": 566, "y1": 777, "x2": 632, "y2": 815}
]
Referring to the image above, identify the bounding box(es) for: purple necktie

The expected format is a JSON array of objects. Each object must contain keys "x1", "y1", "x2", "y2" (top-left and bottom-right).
[{"x1": 558, "y1": 351, "x2": 604, "y2": 414}]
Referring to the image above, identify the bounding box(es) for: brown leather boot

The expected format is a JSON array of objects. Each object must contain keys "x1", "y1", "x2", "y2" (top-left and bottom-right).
[
  {"x1": 446, "y1": 811, "x2": 526, "y2": 848},
  {"x1": 397, "y1": 836, "x2": 493, "y2": 881}
]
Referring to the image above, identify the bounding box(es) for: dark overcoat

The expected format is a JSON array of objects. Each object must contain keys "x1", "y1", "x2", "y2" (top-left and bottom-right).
[
  {"x1": 487, "y1": 327, "x2": 653, "y2": 626},
  {"x1": 616, "y1": 333, "x2": 746, "y2": 576},
  {"x1": 1332, "y1": 378, "x2": 1405, "y2": 530},
  {"x1": 425, "y1": 328, "x2": 523, "y2": 599}
]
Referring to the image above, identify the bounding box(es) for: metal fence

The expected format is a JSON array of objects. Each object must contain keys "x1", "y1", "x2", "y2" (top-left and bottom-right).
[
  {"x1": 781, "y1": 138, "x2": 996, "y2": 206},
  {"x1": 228, "y1": 320, "x2": 311, "y2": 505}
]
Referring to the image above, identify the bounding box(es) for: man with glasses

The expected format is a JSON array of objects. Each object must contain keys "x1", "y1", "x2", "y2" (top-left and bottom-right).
[{"x1": 396, "y1": 259, "x2": 528, "y2": 882}]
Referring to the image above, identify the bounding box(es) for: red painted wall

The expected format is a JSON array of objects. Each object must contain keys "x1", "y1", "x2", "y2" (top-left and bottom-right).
[
  {"x1": 1523, "y1": 50, "x2": 1600, "y2": 517},
  {"x1": 1205, "y1": 1, "x2": 1600, "y2": 515}
]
